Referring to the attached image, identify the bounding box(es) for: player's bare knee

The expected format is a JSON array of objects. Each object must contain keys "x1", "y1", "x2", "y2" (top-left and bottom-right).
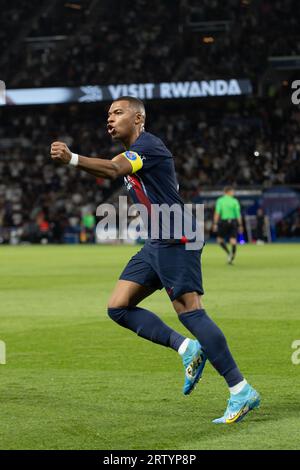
[
  {"x1": 107, "y1": 289, "x2": 129, "y2": 309},
  {"x1": 107, "y1": 298, "x2": 128, "y2": 309},
  {"x1": 173, "y1": 293, "x2": 203, "y2": 315}
]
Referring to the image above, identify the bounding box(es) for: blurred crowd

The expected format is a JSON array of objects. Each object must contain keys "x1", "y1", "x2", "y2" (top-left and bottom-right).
[
  {"x1": 158, "y1": 101, "x2": 300, "y2": 199},
  {"x1": 0, "y1": 98, "x2": 299, "y2": 243},
  {"x1": 2, "y1": 0, "x2": 300, "y2": 88},
  {"x1": 1, "y1": 0, "x2": 300, "y2": 243},
  {"x1": 276, "y1": 208, "x2": 300, "y2": 238}
]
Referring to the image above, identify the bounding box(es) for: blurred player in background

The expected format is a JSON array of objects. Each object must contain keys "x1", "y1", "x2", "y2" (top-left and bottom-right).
[
  {"x1": 213, "y1": 186, "x2": 243, "y2": 264},
  {"x1": 50, "y1": 97, "x2": 260, "y2": 424}
]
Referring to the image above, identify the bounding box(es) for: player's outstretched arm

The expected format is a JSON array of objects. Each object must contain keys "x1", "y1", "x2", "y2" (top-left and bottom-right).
[{"x1": 50, "y1": 141, "x2": 132, "y2": 179}]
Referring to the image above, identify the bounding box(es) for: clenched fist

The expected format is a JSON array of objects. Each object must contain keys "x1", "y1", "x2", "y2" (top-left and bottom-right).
[{"x1": 50, "y1": 141, "x2": 72, "y2": 164}]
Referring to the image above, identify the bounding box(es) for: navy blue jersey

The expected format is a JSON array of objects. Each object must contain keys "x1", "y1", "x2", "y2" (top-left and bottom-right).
[{"x1": 123, "y1": 131, "x2": 192, "y2": 242}]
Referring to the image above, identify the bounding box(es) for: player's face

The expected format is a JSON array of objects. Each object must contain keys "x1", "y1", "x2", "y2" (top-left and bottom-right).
[{"x1": 107, "y1": 101, "x2": 137, "y2": 140}]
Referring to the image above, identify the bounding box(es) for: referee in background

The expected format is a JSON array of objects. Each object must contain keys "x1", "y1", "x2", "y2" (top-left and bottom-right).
[{"x1": 213, "y1": 186, "x2": 243, "y2": 264}]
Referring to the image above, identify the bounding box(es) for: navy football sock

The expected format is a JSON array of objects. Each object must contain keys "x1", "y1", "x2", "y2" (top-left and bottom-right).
[
  {"x1": 231, "y1": 244, "x2": 237, "y2": 257},
  {"x1": 220, "y1": 241, "x2": 230, "y2": 255},
  {"x1": 179, "y1": 309, "x2": 243, "y2": 387},
  {"x1": 108, "y1": 306, "x2": 186, "y2": 351}
]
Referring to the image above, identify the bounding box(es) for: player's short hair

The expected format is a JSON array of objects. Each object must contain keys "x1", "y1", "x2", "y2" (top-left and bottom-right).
[
  {"x1": 224, "y1": 185, "x2": 234, "y2": 193},
  {"x1": 113, "y1": 96, "x2": 146, "y2": 123}
]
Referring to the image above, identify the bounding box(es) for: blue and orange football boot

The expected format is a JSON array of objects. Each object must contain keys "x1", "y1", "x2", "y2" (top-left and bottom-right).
[
  {"x1": 181, "y1": 339, "x2": 207, "y2": 395},
  {"x1": 213, "y1": 383, "x2": 261, "y2": 424}
]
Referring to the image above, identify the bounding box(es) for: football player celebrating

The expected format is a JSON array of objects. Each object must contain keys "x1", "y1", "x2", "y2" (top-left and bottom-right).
[{"x1": 50, "y1": 97, "x2": 260, "y2": 424}]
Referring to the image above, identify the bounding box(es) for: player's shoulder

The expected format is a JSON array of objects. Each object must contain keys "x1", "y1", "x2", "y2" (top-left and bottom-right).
[{"x1": 130, "y1": 131, "x2": 172, "y2": 158}]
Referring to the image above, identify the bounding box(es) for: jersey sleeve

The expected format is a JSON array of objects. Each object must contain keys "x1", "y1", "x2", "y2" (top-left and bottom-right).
[
  {"x1": 234, "y1": 199, "x2": 241, "y2": 218},
  {"x1": 130, "y1": 135, "x2": 169, "y2": 171},
  {"x1": 121, "y1": 150, "x2": 143, "y2": 174},
  {"x1": 215, "y1": 198, "x2": 222, "y2": 215}
]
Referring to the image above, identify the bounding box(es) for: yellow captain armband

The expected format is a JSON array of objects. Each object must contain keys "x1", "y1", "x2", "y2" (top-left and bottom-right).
[{"x1": 122, "y1": 151, "x2": 143, "y2": 174}]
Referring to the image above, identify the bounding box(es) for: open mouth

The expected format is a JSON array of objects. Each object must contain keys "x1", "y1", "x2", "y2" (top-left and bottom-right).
[{"x1": 107, "y1": 125, "x2": 116, "y2": 135}]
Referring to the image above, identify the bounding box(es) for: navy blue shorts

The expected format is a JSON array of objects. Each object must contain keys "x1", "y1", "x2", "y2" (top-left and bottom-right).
[{"x1": 119, "y1": 241, "x2": 204, "y2": 301}]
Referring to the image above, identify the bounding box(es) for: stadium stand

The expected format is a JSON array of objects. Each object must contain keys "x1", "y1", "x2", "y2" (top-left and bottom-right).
[
  {"x1": 1, "y1": 0, "x2": 300, "y2": 87},
  {"x1": 0, "y1": 0, "x2": 299, "y2": 243},
  {"x1": 0, "y1": 99, "x2": 299, "y2": 243}
]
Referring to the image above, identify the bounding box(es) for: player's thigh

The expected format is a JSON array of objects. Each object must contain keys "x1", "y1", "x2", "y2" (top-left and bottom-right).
[
  {"x1": 217, "y1": 222, "x2": 228, "y2": 239},
  {"x1": 151, "y1": 244, "x2": 204, "y2": 306},
  {"x1": 172, "y1": 292, "x2": 204, "y2": 315},
  {"x1": 108, "y1": 280, "x2": 156, "y2": 308},
  {"x1": 229, "y1": 221, "x2": 238, "y2": 242},
  {"x1": 108, "y1": 245, "x2": 162, "y2": 308}
]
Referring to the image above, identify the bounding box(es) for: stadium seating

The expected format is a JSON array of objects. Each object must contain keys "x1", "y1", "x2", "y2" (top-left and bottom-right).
[
  {"x1": 0, "y1": 100, "x2": 299, "y2": 243},
  {"x1": 1, "y1": 0, "x2": 300, "y2": 243},
  {"x1": 2, "y1": 0, "x2": 300, "y2": 87}
]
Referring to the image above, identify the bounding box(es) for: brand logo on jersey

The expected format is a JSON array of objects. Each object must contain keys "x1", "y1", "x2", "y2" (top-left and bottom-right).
[
  {"x1": 124, "y1": 176, "x2": 133, "y2": 190},
  {"x1": 124, "y1": 151, "x2": 138, "y2": 161}
]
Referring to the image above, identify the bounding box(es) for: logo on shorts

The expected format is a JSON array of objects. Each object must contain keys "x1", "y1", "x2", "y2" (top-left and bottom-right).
[{"x1": 166, "y1": 286, "x2": 174, "y2": 297}]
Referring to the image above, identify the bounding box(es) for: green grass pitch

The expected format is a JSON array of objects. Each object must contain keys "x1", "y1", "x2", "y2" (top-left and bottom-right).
[{"x1": 1, "y1": 243, "x2": 300, "y2": 450}]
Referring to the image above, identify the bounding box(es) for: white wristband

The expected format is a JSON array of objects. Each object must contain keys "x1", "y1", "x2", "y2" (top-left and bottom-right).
[{"x1": 69, "y1": 153, "x2": 79, "y2": 166}]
